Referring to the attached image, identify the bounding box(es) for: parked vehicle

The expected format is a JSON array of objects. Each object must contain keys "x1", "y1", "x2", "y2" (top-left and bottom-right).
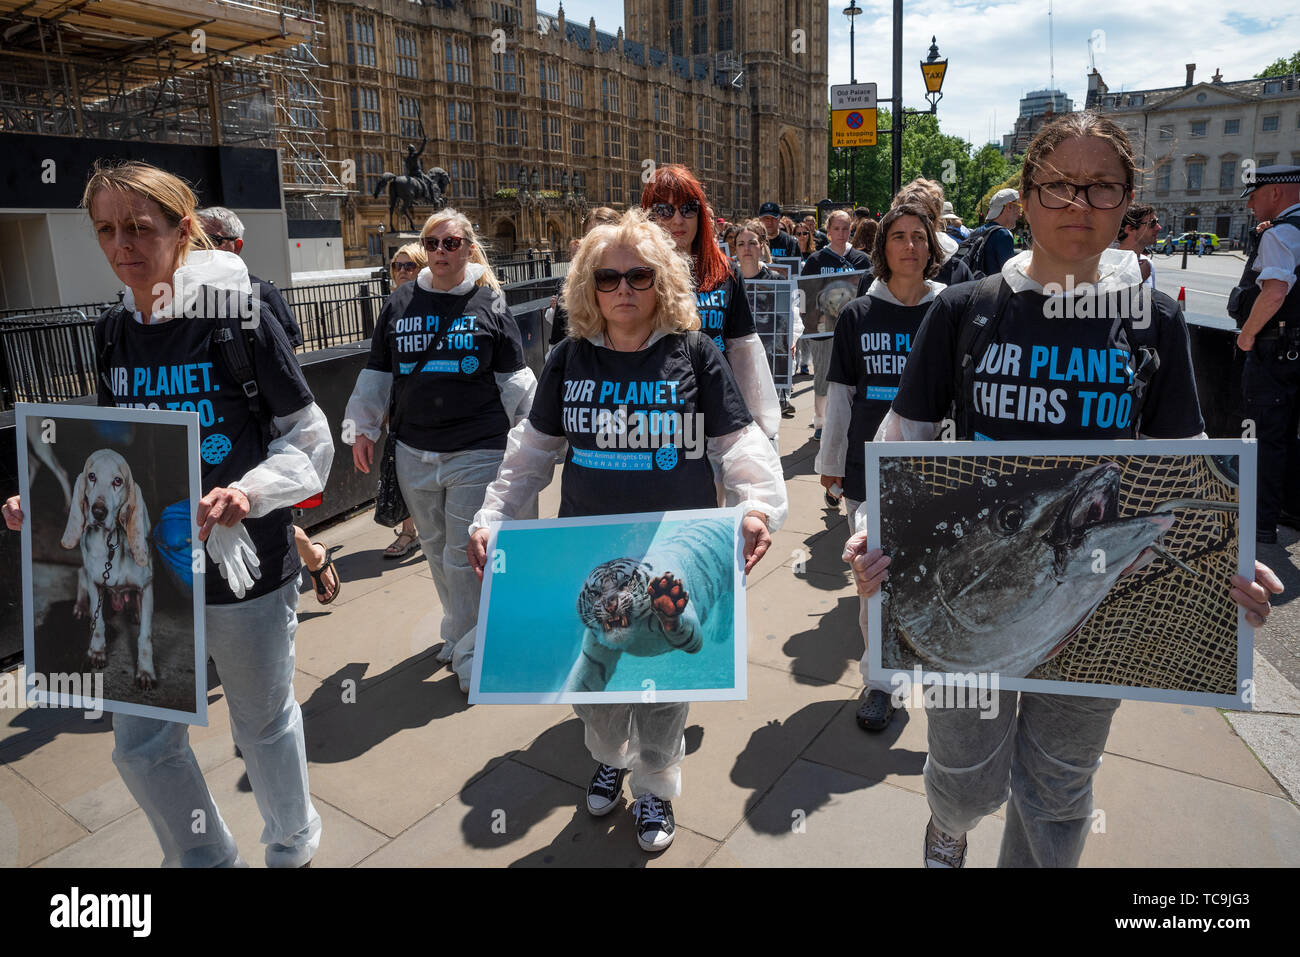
[{"x1": 1157, "y1": 232, "x2": 1221, "y2": 254}]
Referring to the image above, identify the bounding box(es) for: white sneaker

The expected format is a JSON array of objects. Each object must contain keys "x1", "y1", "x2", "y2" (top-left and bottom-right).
[
  {"x1": 923, "y1": 816, "x2": 967, "y2": 868},
  {"x1": 632, "y1": 793, "x2": 675, "y2": 852}
]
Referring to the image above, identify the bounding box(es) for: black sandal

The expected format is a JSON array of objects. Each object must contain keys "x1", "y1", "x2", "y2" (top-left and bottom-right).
[{"x1": 307, "y1": 543, "x2": 343, "y2": 605}]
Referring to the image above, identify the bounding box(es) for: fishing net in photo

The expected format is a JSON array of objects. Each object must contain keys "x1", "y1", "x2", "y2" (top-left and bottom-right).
[{"x1": 894, "y1": 453, "x2": 1239, "y2": 694}]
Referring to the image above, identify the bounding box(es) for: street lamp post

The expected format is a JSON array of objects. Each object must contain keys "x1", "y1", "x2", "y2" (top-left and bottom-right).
[
  {"x1": 843, "y1": 0, "x2": 861, "y2": 207},
  {"x1": 886, "y1": 18, "x2": 947, "y2": 197}
]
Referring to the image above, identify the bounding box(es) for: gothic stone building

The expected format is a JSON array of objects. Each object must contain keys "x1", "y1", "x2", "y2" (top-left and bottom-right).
[
  {"x1": 1086, "y1": 65, "x2": 1300, "y2": 246},
  {"x1": 326, "y1": 0, "x2": 827, "y2": 265}
]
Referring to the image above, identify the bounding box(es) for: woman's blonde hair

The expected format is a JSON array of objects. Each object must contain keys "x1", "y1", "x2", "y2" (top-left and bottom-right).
[
  {"x1": 419, "y1": 208, "x2": 502, "y2": 293},
  {"x1": 394, "y1": 241, "x2": 428, "y2": 267},
  {"x1": 825, "y1": 209, "x2": 853, "y2": 230},
  {"x1": 562, "y1": 207, "x2": 699, "y2": 340},
  {"x1": 583, "y1": 206, "x2": 620, "y2": 233},
  {"x1": 81, "y1": 160, "x2": 212, "y2": 264}
]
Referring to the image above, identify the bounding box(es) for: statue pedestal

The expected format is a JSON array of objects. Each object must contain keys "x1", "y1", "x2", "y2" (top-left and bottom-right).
[{"x1": 382, "y1": 232, "x2": 422, "y2": 264}]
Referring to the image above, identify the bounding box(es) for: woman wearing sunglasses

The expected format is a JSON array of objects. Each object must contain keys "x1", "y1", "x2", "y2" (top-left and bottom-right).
[
  {"x1": 344, "y1": 209, "x2": 536, "y2": 692},
  {"x1": 642, "y1": 165, "x2": 782, "y2": 451},
  {"x1": 846, "y1": 112, "x2": 1282, "y2": 869},
  {"x1": 794, "y1": 224, "x2": 817, "y2": 258},
  {"x1": 467, "y1": 209, "x2": 786, "y2": 853}
]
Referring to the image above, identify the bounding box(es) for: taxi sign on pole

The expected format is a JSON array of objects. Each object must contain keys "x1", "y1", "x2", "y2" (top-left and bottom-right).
[{"x1": 831, "y1": 82, "x2": 878, "y2": 147}]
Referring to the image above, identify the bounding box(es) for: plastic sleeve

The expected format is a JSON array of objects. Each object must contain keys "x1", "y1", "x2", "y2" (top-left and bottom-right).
[
  {"x1": 791, "y1": 298, "x2": 805, "y2": 340},
  {"x1": 229, "y1": 402, "x2": 334, "y2": 518},
  {"x1": 706, "y1": 422, "x2": 788, "y2": 533},
  {"x1": 723, "y1": 333, "x2": 782, "y2": 439},
  {"x1": 343, "y1": 368, "x2": 393, "y2": 443},
  {"x1": 814, "y1": 383, "x2": 854, "y2": 476},
  {"x1": 495, "y1": 366, "x2": 539, "y2": 425},
  {"x1": 471, "y1": 419, "x2": 566, "y2": 533}
]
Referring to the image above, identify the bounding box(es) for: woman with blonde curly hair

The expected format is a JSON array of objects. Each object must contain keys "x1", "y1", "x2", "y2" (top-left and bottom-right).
[
  {"x1": 344, "y1": 207, "x2": 535, "y2": 692},
  {"x1": 468, "y1": 208, "x2": 787, "y2": 854}
]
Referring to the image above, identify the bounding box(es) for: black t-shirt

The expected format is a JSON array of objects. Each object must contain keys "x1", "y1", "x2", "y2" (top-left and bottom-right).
[
  {"x1": 98, "y1": 301, "x2": 315, "y2": 605},
  {"x1": 767, "y1": 230, "x2": 801, "y2": 257},
  {"x1": 529, "y1": 333, "x2": 753, "y2": 518},
  {"x1": 548, "y1": 300, "x2": 569, "y2": 345},
  {"x1": 827, "y1": 293, "x2": 932, "y2": 500},
  {"x1": 892, "y1": 283, "x2": 1205, "y2": 440},
  {"x1": 802, "y1": 246, "x2": 871, "y2": 277},
  {"x1": 696, "y1": 263, "x2": 756, "y2": 357},
  {"x1": 367, "y1": 281, "x2": 525, "y2": 452},
  {"x1": 249, "y1": 274, "x2": 303, "y2": 349},
  {"x1": 937, "y1": 256, "x2": 975, "y2": 287}
]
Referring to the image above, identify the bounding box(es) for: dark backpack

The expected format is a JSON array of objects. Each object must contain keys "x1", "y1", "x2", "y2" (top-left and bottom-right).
[
  {"x1": 949, "y1": 275, "x2": 1160, "y2": 440},
  {"x1": 95, "y1": 289, "x2": 270, "y2": 436},
  {"x1": 951, "y1": 224, "x2": 998, "y2": 279}
]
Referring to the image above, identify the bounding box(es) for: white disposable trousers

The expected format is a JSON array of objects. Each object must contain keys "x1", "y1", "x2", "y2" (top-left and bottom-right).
[
  {"x1": 572, "y1": 701, "x2": 689, "y2": 799},
  {"x1": 396, "y1": 443, "x2": 524, "y2": 691},
  {"x1": 845, "y1": 496, "x2": 893, "y2": 695},
  {"x1": 112, "y1": 577, "x2": 320, "y2": 867}
]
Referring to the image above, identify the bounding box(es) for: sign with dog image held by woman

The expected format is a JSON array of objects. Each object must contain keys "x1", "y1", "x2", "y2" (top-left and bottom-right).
[
  {"x1": 17, "y1": 403, "x2": 206, "y2": 724},
  {"x1": 469, "y1": 508, "x2": 746, "y2": 705},
  {"x1": 863, "y1": 440, "x2": 1255, "y2": 709}
]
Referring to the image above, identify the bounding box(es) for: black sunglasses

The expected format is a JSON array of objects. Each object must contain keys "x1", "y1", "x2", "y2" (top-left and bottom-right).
[
  {"x1": 207, "y1": 234, "x2": 239, "y2": 245},
  {"x1": 421, "y1": 236, "x2": 465, "y2": 252},
  {"x1": 649, "y1": 200, "x2": 700, "y2": 220},
  {"x1": 391, "y1": 260, "x2": 419, "y2": 272},
  {"x1": 593, "y1": 267, "x2": 656, "y2": 292}
]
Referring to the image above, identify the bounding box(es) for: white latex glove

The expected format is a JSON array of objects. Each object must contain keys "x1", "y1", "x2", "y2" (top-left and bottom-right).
[{"x1": 205, "y1": 522, "x2": 262, "y2": 599}]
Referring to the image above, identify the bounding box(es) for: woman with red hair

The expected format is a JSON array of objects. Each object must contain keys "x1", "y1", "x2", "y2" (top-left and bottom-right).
[{"x1": 641, "y1": 166, "x2": 782, "y2": 449}]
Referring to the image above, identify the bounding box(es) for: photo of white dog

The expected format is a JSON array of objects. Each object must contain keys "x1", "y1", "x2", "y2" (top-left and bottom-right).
[
  {"x1": 17, "y1": 403, "x2": 206, "y2": 724},
  {"x1": 60, "y1": 449, "x2": 156, "y2": 689}
]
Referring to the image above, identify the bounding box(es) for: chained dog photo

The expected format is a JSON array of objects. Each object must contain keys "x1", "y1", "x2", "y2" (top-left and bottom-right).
[
  {"x1": 863, "y1": 440, "x2": 1254, "y2": 709},
  {"x1": 470, "y1": 508, "x2": 746, "y2": 705},
  {"x1": 17, "y1": 403, "x2": 205, "y2": 723}
]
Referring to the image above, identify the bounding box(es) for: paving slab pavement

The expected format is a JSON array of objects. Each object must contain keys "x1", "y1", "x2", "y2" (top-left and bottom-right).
[{"x1": 3, "y1": 375, "x2": 1297, "y2": 867}]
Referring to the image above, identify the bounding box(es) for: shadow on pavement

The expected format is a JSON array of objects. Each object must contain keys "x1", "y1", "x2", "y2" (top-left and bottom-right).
[
  {"x1": 781, "y1": 594, "x2": 864, "y2": 685},
  {"x1": 730, "y1": 700, "x2": 925, "y2": 834}
]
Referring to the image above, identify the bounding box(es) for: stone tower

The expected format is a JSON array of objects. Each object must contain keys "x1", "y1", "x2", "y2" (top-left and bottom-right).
[{"x1": 624, "y1": 0, "x2": 828, "y2": 207}]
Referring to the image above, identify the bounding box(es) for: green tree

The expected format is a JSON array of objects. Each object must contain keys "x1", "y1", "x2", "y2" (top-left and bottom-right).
[{"x1": 1256, "y1": 50, "x2": 1300, "y2": 78}]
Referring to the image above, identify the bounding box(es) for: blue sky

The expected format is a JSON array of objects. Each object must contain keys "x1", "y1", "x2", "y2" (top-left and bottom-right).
[{"x1": 549, "y1": 0, "x2": 1300, "y2": 148}]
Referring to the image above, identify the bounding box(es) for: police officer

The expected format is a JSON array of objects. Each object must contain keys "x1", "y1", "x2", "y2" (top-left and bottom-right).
[{"x1": 1232, "y1": 165, "x2": 1300, "y2": 544}]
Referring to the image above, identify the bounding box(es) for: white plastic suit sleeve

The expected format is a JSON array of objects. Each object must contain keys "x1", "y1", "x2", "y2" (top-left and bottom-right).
[
  {"x1": 791, "y1": 299, "x2": 805, "y2": 340},
  {"x1": 471, "y1": 419, "x2": 566, "y2": 533},
  {"x1": 495, "y1": 366, "x2": 538, "y2": 425},
  {"x1": 876, "y1": 410, "x2": 942, "y2": 442},
  {"x1": 706, "y1": 422, "x2": 788, "y2": 533},
  {"x1": 723, "y1": 334, "x2": 782, "y2": 440},
  {"x1": 343, "y1": 368, "x2": 393, "y2": 443},
  {"x1": 229, "y1": 403, "x2": 334, "y2": 519},
  {"x1": 205, "y1": 521, "x2": 261, "y2": 599},
  {"x1": 813, "y1": 383, "x2": 854, "y2": 476}
]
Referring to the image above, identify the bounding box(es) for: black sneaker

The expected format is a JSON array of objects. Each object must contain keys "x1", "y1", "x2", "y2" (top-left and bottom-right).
[
  {"x1": 780, "y1": 397, "x2": 796, "y2": 417},
  {"x1": 923, "y1": 816, "x2": 967, "y2": 868},
  {"x1": 856, "y1": 688, "x2": 898, "y2": 732},
  {"x1": 632, "y1": 793, "x2": 675, "y2": 852},
  {"x1": 586, "y1": 763, "x2": 627, "y2": 816}
]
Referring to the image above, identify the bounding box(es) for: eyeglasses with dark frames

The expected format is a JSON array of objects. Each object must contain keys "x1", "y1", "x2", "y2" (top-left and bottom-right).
[
  {"x1": 421, "y1": 236, "x2": 466, "y2": 252},
  {"x1": 593, "y1": 267, "x2": 656, "y2": 292},
  {"x1": 391, "y1": 260, "x2": 419, "y2": 272},
  {"x1": 649, "y1": 201, "x2": 701, "y2": 220},
  {"x1": 1032, "y1": 182, "x2": 1130, "y2": 210},
  {"x1": 207, "y1": 234, "x2": 239, "y2": 245}
]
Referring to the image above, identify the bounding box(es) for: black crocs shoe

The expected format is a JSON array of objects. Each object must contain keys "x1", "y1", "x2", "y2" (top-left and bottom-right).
[
  {"x1": 856, "y1": 688, "x2": 898, "y2": 732},
  {"x1": 586, "y1": 763, "x2": 628, "y2": 816}
]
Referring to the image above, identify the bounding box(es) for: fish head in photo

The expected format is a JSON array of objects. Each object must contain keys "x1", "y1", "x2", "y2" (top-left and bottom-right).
[
  {"x1": 888, "y1": 461, "x2": 1176, "y2": 677},
  {"x1": 577, "y1": 557, "x2": 652, "y2": 650}
]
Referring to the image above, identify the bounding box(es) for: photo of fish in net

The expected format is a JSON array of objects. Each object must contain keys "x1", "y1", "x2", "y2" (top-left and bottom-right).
[{"x1": 867, "y1": 443, "x2": 1252, "y2": 706}]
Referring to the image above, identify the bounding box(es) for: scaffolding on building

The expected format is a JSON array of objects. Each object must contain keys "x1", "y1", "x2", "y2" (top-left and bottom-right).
[{"x1": 0, "y1": 0, "x2": 348, "y2": 218}]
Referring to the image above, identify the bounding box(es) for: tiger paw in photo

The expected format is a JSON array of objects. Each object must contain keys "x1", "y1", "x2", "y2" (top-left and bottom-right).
[{"x1": 649, "y1": 572, "x2": 689, "y2": 632}]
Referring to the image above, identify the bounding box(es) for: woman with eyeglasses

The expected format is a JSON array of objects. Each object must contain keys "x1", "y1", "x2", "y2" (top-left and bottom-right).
[
  {"x1": 1115, "y1": 203, "x2": 1159, "y2": 290},
  {"x1": 642, "y1": 165, "x2": 782, "y2": 451},
  {"x1": 373, "y1": 242, "x2": 430, "y2": 560},
  {"x1": 344, "y1": 208, "x2": 536, "y2": 692},
  {"x1": 467, "y1": 208, "x2": 786, "y2": 853},
  {"x1": 845, "y1": 112, "x2": 1282, "y2": 869},
  {"x1": 794, "y1": 224, "x2": 816, "y2": 258}
]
